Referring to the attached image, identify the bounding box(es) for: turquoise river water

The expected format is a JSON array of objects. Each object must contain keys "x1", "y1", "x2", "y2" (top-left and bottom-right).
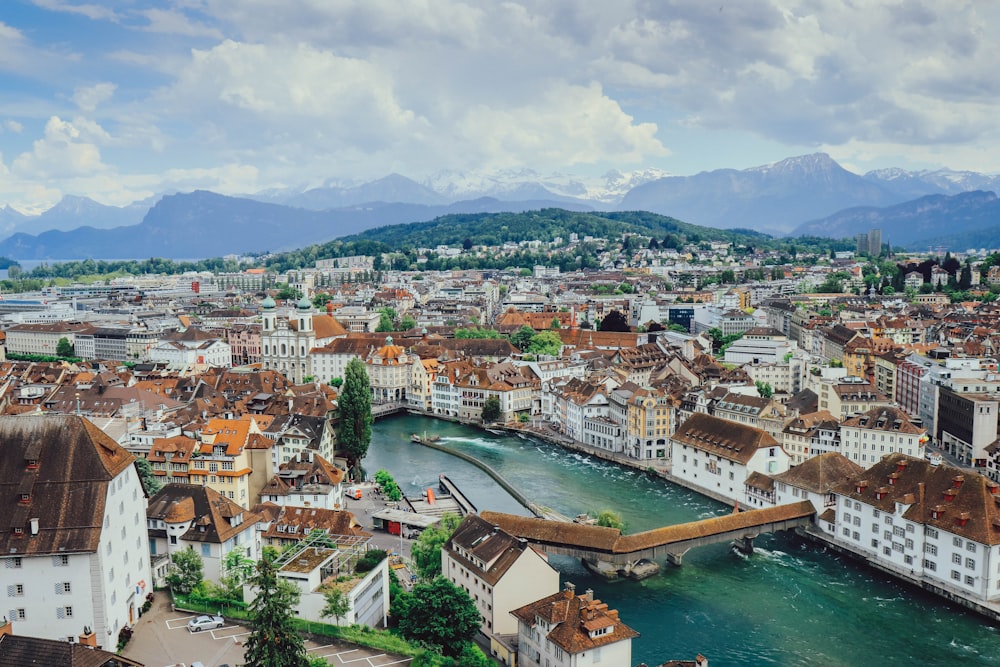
[{"x1": 368, "y1": 414, "x2": 1000, "y2": 666}]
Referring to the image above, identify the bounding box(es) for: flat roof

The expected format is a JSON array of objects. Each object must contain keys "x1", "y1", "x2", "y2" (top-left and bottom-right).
[{"x1": 371, "y1": 508, "x2": 441, "y2": 528}]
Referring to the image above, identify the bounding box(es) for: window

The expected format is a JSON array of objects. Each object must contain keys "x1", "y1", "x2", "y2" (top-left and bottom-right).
[
  {"x1": 905, "y1": 539, "x2": 914, "y2": 550},
  {"x1": 56, "y1": 555, "x2": 68, "y2": 566},
  {"x1": 5, "y1": 558, "x2": 21, "y2": 569},
  {"x1": 169, "y1": 536, "x2": 177, "y2": 545},
  {"x1": 14, "y1": 609, "x2": 24, "y2": 620},
  {"x1": 842, "y1": 527, "x2": 850, "y2": 537},
  {"x1": 926, "y1": 527, "x2": 938, "y2": 539},
  {"x1": 966, "y1": 558, "x2": 975, "y2": 570},
  {"x1": 871, "y1": 539, "x2": 879, "y2": 548},
  {"x1": 953, "y1": 537, "x2": 963, "y2": 548},
  {"x1": 883, "y1": 547, "x2": 891, "y2": 556},
  {"x1": 6, "y1": 584, "x2": 23, "y2": 597},
  {"x1": 924, "y1": 543, "x2": 938, "y2": 556},
  {"x1": 965, "y1": 575, "x2": 975, "y2": 586},
  {"x1": 904, "y1": 555, "x2": 913, "y2": 565},
  {"x1": 202, "y1": 544, "x2": 211, "y2": 557},
  {"x1": 60, "y1": 582, "x2": 71, "y2": 593},
  {"x1": 853, "y1": 516, "x2": 861, "y2": 526},
  {"x1": 853, "y1": 531, "x2": 860, "y2": 541},
  {"x1": 873, "y1": 509, "x2": 880, "y2": 518},
  {"x1": 952, "y1": 554, "x2": 962, "y2": 565},
  {"x1": 884, "y1": 531, "x2": 892, "y2": 541},
  {"x1": 924, "y1": 560, "x2": 937, "y2": 571},
  {"x1": 844, "y1": 512, "x2": 852, "y2": 523},
  {"x1": 951, "y1": 570, "x2": 961, "y2": 581},
  {"x1": 872, "y1": 523, "x2": 879, "y2": 534},
  {"x1": 893, "y1": 526, "x2": 905, "y2": 538},
  {"x1": 966, "y1": 542, "x2": 977, "y2": 553}
]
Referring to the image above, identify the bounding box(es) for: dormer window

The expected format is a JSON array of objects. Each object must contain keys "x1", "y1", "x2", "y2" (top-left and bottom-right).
[
  {"x1": 18, "y1": 493, "x2": 29, "y2": 504},
  {"x1": 26, "y1": 459, "x2": 38, "y2": 470}
]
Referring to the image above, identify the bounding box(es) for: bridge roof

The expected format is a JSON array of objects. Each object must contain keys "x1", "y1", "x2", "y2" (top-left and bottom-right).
[{"x1": 481, "y1": 500, "x2": 816, "y2": 555}]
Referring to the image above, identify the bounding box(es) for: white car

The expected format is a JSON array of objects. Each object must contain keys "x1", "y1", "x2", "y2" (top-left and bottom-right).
[{"x1": 186, "y1": 615, "x2": 224, "y2": 632}]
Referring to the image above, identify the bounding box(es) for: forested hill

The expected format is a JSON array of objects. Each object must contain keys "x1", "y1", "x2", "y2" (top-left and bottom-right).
[{"x1": 264, "y1": 208, "x2": 811, "y2": 272}]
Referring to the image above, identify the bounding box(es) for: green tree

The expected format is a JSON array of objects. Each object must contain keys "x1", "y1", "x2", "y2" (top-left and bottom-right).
[
  {"x1": 166, "y1": 548, "x2": 203, "y2": 595},
  {"x1": 549, "y1": 317, "x2": 561, "y2": 329},
  {"x1": 526, "y1": 330, "x2": 562, "y2": 356},
  {"x1": 339, "y1": 358, "x2": 373, "y2": 479},
  {"x1": 320, "y1": 587, "x2": 351, "y2": 626},
  {"x1": 330, "y1": 377, "x2": 343, "y2": 388},
  {"x1": 400, "y1": 314, "x2": 417, "y2": 331},
  {"x1": 481, "y1": 396, "x2": 502, "y2": 423},
  {"x1": 219, "y1": 546, "x2": 255, "y2": 600},
  {"x1": 410, "y1": 512, "x2": 462, "y2": 580},
  {"x1": 244, "y1": 558, "x2": 307, "y2": 667},
  {"x1": 376, "y1": 306, "x2": 397, "y2": 332},
  {"x1": 755, "y1": 380, "x2": 774, "y2": 399},
  {"x1": 56, "y1": 337, "x2": 74, "y2": 357},
  {"x1": 133, "y1": 456, "x2": 162, "y2": 496},
  {"x1": 390, "y1": 577, "x2": 482, "y2": 657},
  {"x1": 510, "y1": 325, "x2": 536, "y2": 351},
  {"x1": 594, "y1": 509, "x2": 625, "y2": 531}
]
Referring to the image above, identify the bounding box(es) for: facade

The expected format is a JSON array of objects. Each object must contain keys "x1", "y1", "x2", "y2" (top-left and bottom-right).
[
  {"x1": 190, "y1": 416, "x2": 270, "y2": 508},
  {"x1": 145, "y1": 483, "x2": 262, "y2": 586},
  {"x1": 937, "y1": 387, "x2": 1000, "y2": 469},
  {"x1": 839, "y1": 407, "x2": 927, "y2": 466},
  {"x1": 0, "y1": 415, "x2": 150, "y2": 648},
  {"x1": 831, "y1": 454, "x2": 1000, "y2": 605},
  {"x1": 670, "y1": 413, "x2": 790, "y2": 503},
  {"x1": 4, "y1": 322, "x2": 92, "y2": 357},
  {"x1": 511, "y1": 583, "x2": 638, "y2": 667},
  {"x1": 442, "y1": 515, "x2": 559, "y2": 641},
  {"x1": 260, "y1": 297, "x2": 347, "y2": 383}
]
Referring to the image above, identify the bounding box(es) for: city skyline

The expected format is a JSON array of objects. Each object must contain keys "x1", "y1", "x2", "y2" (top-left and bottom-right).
[{"x1": 2, "y1": 1, "x2": 1000, "y2": 213}]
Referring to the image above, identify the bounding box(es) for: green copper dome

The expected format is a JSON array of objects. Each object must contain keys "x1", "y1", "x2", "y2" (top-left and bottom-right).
[{"x1": 261, "y1": 295, "x2": 276, "y2": 310}]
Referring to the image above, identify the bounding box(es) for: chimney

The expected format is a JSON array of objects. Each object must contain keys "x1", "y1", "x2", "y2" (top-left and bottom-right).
[
  {"x1": 952, "y1": 475, "x2": 965, "y2": 489},
  {"x1": 78, "y1": 626, "x2": 96, "y2": 646},
  {"x1": 563, "y1": 581, "x2": 575, "y2": 598},
  {"x1": 584, "y1": 588, "x2": 594, "y2": 602}
]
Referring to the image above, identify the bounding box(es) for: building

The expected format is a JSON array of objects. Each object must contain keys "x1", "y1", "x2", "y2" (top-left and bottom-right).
[
  {"x1": 0, "y1": 621, "x2": 144, "y2": 666},
  {"x1": 511, "y1": 582, "x2": 638, "y2": 667},
  {"x1": 257, "y1": 452, "x2": 346, "y2": 510},
  {"x1": 670, "y1": 413, "x2": 790, "y2": 504},
  {"x1": 839, "y1": 407, "x2": 927, "y2": 466},
  {"x1": 190, "y1": 416, "x2": 272, "y2": 508},
  {"x1": 831, "y1": 454, "x2": 1000, "y2": 605},
  {"x1": 443, "y1": 515, "x2": 559, "y2": 663},
  {"x1": 0, "y1": 415, "x2": 151, "y2": 648},
  {"x1": 145, "y1": 483, "x2": 262, "y2": 586},
  {"x1": 260, "y1": 297, "x2": 347, "y2": 383}
]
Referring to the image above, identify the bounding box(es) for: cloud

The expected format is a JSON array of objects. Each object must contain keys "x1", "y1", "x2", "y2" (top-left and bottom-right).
[
  {"x1": 4, "y1": 120, "x2": 23, "y2": 133},
  {"x1": 138, "y1": 8, "x2": 224, "y2": 39},
  {"x1": 30, "y1": 0, "x2": 119, "y2": 21},
  {"x1": 12, "y1": 116, "x2": 110, "y2": 179},
  {"x1": 72, "y1": 82, "x2": 117, "y2": 112}
]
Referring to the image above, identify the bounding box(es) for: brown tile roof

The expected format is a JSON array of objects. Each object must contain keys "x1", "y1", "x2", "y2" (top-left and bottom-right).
[
  {"x1": 841, "y1": 406, "x2": 926, "y2": 435},
  {"x1": 250, "y1": 504, "x2": 368, "y2": 541},
  {"x1": 510, "y1": 587, "x2": 639, "y2": 655},
  {"x1": 834, "y1": 453, "x2": 1000, "y2": 545},
  {"x1": 672, "y1": 413, "x2": 780, "y2": 464},
  {"x1": 0, "y1": 415, "x2": 135, "y2": 555},
  {"x1": 147, "y1": 483, "x2": 262, "y2": 544},
  {"x1": 771, "y1": 452, "x2": 864, "y2": 493},
  {"x1": 444, "y1": 515, "x2": 546, "y2": 586},
  {"x1": 0, "y1": 633, "x2": 144, "y2": 667}
]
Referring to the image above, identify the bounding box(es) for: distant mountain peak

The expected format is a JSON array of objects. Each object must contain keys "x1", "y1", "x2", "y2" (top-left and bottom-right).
[{"x1": 749, "y1": 153, "x2": 842, "y2": 175}]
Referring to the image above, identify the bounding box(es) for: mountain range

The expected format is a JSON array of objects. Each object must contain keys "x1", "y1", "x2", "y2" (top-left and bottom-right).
[{"x1": 2, "y1": 154, "x2": 999, "y2": 260}]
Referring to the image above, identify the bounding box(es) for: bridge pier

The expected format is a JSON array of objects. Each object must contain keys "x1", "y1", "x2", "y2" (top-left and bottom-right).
[
  {"x1": 733, "y1": 535, "x2": 755, "y2": 556},
  {"x1": 581, "y1": 558, "x2": 622, "y2": 579},
  {"x1": 664, "y1": 550, "x2": 688, "y2": 567}
]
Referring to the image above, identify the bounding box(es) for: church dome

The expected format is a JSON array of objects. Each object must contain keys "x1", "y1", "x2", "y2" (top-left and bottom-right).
[
  {"x1": 261, "y1": 295, "x2": 276, "y2": 310},
  {"x1": 297, "y1": 296, "x2": 313, "y2": 311}
]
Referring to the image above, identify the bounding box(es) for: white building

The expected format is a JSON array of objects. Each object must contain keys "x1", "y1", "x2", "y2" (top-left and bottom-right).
[
  {"x1": 0, "y1": 415, "x2": 151, "y2": 649},
  {"x1": 145, "y1": 483, "x2": 262, "y2": 586},
  {"x1": 670, "y1": 412, "x2": 791, "y2": 504},
  {"x1": 839, "y1": 406, "x2": 927, "y2": 466},
  {"x1": 831, "y1": 454, "x2": 1000, "y2": 605},
  {"x1": 511, "y1": 583, "x2": 638, "y2": 667},
  {"x1": 443, "y1": 514, "x2": 559, "y2": 653}
]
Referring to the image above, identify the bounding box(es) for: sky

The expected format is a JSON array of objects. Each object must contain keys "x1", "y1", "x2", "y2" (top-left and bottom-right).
[{"x1": 1, "y1": 0, "x2": 999, "y2": 213}]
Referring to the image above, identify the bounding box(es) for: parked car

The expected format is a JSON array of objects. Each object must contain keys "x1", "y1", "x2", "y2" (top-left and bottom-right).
[{"x1": 187, "y1": 615, "x2": 224, "y2": 632}]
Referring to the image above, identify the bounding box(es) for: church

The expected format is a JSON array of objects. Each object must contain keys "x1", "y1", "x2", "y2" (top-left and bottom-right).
[{"x1": 260, "y1": 295, "x2": 347, "y2": 383}]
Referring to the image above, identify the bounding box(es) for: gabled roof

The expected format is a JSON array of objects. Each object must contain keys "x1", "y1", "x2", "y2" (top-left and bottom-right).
[
  {"x1": 147, "y1": 483, "x2": 261, "y2": 544},
  {"x1": 0, "y1": 633, "x2": 144, "y2": 667},
  {"x1": 444, "y1": 514, "x2": 551, "y2": 586},
  {"x1": 0, "y1": 415, "x2": 135, "y2": 555},
  {"x1": 510, "y1": 587, "x2": 638, "y2": 655},
  {"x1": 772, "y1": 452, "x2": 864, "y2": 493},
  {"x1": 671, "y1": 413, "x2": 779, "y2": 464}
]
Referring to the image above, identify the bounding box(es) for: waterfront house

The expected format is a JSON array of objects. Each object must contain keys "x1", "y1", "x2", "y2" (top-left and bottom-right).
[
  {"x1": 443, "y1": 514, "x2": 559, "y2": 665},
  {"x1": 670, "y1": 413, "x2": 790, "y2": 505},
  {"x1": 511, "y1": 582, "x2": 638, "y2": 667},
  {"x1": 838, "y1": 406, "x2": 927, "y2": 466},
  {"x1": 831, "y1": 454, "x2": 1000, "y2": 606},
  {"x1": 769, "y1": 453, "x2": 864, "y2": 535}
]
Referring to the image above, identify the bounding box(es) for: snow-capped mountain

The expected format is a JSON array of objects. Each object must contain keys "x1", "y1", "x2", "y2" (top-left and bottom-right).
[{"x1": 423, "y1": 167, "x2": 670, "y2": 204}]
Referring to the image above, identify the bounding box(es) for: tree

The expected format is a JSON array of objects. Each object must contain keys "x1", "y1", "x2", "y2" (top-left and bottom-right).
[
  {"x1": 219, "y1": 546, "x2": 256, "y2": 600},
  {"x1": 510, "y1": 325, "x2": 536, "y2": 351},
  {"x1": 376, "y1": 307, "x2": 396, "y2": 332},
  {"x1": 320, "y1": 587, "x2": 351, "y2": 626},
  {"x1": 390, "y1": 577, "x2": 481, "y2": 657},
  {"x1": 755, "y1": 380, "x2": 774, "y2": 399},
  {"x1": 56, "y1": 337, "x2": 74, "y2": 357},
  {"x1": 549, "y1": 317, "x2": 561, "y2": 329},
  {"x1": 481, "y1": 396, "x2": 502, "y2": 423},
  {"x1": 166, "y1": 548, "x2": 203, "y2": 595},
  {"x1": 134, "y1": 456, "x2": 162, "y2": 496},
  {"x1": 244, "y1": 558, "x2": 308, "y2": 667},
  {"x1": 594, "y1": 509, "x2": 625, "y2": 531},
  {"x1": 329, "y1": 377, "x2": 343, "y2": 388},
  {"x1": 339, "y1": 358, "x2": 373, "y2": 479},
  {"x1": 598, "y1": 309, "x2": 630, "y2": 332},
  {"x1": 410, "y1": 512, "x2": 462, "y2": 580},
  {"x1": 526, "y1": 330, "x2": 562, "y2": 357},
  {"x1": 399, "y1": 314, "x2": 417, "y2": 331}
]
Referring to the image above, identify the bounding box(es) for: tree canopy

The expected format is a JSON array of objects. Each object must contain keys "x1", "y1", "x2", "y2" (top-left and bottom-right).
[
  {"x1": 166, "y1": 548, "x2": 203, "y2": 595},
  {"x1": 525, "y1": 330, "x2": 563, "y2": 357},
  {"x1": 598, "y1": 310, "x2": 631, "y2": 332},
  {"x1": 481, "y1": 396, "x2": 502, "y2": 423},
  {"x1": 339, "y1": 358, "x2": 373, "y2": 478},
  {"x1": 390, "y1": 576, "x2": 482, "y2": 657},
  {"x1": 410, "y1": 512, "x2": 463, "y2": 580}
]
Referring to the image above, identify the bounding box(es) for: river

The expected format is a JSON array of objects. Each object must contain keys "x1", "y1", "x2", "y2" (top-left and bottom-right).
[{"x1": 367, "y1": 414, "x2": 1000, "y2": 666}]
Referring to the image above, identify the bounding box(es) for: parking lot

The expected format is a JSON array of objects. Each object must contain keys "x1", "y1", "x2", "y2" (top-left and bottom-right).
[{"x1": 122, "y1": 593, "x2": 411, "y2": 667}]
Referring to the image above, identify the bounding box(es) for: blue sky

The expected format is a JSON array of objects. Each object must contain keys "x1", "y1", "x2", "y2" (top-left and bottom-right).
[{"x1": 1, "y1": 0, "x2": 998, "y2": 212}]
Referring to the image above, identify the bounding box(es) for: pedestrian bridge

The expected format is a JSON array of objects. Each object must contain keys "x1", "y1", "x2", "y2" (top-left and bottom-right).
[
  {"x1": 371, "y1": 401, "x2": 406, "y2": 418},
  {"x1": 480, "y1": 500, "x2": 815, "y2": 569}
]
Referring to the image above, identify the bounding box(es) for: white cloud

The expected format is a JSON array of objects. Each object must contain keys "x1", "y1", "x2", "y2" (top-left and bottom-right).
[
  {"x1": 30, "y1": 0, "x2": 119, "y2": 21},
  {"x1": 138, "y1": 8, "x2": 224, "y2": 39},
  {"x1": 72, "y1": 82, "x2": 117, "y2": 112},
  {"x1": 4, "y1": 120, "x2": 23, "y2": 133},
  {"x1": 12, "y1": 116, "x2": 110, "y2": 179}
]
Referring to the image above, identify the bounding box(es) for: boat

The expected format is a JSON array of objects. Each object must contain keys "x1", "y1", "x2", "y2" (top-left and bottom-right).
[{"x1": 411, "y1": 433, "x2": 440, "y2": 444}]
